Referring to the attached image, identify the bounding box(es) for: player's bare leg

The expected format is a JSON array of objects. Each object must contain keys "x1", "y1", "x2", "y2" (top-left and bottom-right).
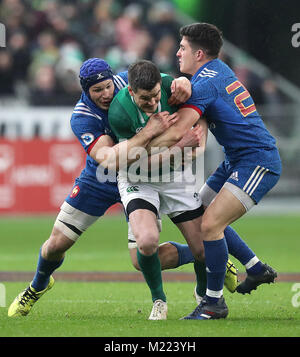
[
  {"x1": 200, "y1": 187, "x2": 246, "y2": 241},
  {"x1": 175, "y1": 216, "x2": 205, "y2": 260},
  {"x1": 129, "y1": 209, "x2": 160, "y2": 256},
  {"x1": 42, "y1": 227, "x2": 75, "y2": 261},
  {"x1": 129, "y1": 209, "x2": 167, "y2": 320}
]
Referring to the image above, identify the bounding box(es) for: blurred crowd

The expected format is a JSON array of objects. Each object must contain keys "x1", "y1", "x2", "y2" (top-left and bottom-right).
[
  {"x1": 0, "y1": 0, "x2": 181, "y2": 106},
  {"x1": 0, "y1": 0, "x2": 287, "y2": 113}
]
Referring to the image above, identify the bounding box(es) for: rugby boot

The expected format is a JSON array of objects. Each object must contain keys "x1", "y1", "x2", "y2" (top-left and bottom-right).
[
  {"x1": 148, "y1": 299, "x2": 168, "y2": 320},
  {"x1": 236, "y1": 263, "x2": 277, "y2": 294},
  {"x1": 8, "y1": 275, "x2": 55, "y2": 317},
  {"x1": 182, "y1": 295, "x2": 228, "y2": 320}
]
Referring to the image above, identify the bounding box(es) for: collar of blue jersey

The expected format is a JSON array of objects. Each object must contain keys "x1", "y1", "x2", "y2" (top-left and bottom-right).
[{"x1": 191, "y1": 58, "x2": 218, "y2": 82}]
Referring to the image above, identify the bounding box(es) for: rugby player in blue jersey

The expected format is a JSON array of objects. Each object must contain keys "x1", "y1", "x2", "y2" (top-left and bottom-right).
[
  {"x1": 148, "y1": 23, "x2": 281, "y2": 320},
  {"x1": 8, "y1": 58, "x2": 238, "y2": 317}
]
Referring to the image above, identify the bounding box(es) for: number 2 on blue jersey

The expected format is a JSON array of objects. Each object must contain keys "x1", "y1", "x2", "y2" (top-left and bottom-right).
[{"x1": 226, "y1": 80, "x2": 257, "y2": 117}]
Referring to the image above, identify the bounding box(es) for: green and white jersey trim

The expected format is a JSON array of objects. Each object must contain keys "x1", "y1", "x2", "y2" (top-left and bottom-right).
[{"x1": 130, "y1": 95, "x2": 162, "y2": 125}]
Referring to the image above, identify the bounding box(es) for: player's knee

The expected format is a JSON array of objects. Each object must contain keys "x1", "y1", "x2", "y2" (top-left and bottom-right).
[
  {"x1": 43, "y1": 239, "x2": 64, "y2": 257},
  {"x1": 200, "y1": 215, "x2": 218, "y2": 239},
  {"x1": 137, "y1": 232, "x2": 159, "y2": 256},
  {"x1": 43, "y1": 228, "x2": 73, "y2": 258}
]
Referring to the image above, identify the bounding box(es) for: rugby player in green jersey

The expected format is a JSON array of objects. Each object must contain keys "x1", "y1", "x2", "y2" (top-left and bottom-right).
[{"x1": 106, "y1": 60, "x2": 213, "y2": 320}]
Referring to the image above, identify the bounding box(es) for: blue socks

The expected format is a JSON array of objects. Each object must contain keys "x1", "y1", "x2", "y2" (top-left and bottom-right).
[
  {"x1": 169, "y1": 227, "x2": 263, "y2": 305},
  {"x1": 169, "y1": 227, "x2": 263, "y2": 275},
  {"x1": 224, "y1": 226, "x2": 263, "y2": 275},
  {"x1": 203, "y1": 238, "x2": 228, "y2": 304},
  {"x1": 168, "y1": 241, "x2": 195, "y2": 266},
  {"x1": 31, "y1": 249, "x2": 64, "y2": 291}
]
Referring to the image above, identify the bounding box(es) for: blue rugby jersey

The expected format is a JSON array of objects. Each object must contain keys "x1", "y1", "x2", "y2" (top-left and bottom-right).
[
  {"x1": 182, "y1": 59, "x2": 281, "y2": 173},
  {"x1": 70, "y1": 72, "x2": 128, "y2": 192}
]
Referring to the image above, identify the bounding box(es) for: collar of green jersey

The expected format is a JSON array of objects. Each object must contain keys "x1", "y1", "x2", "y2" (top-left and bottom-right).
[{"x1": 130, "y1": 95, "x2": 162, "y2": 125}]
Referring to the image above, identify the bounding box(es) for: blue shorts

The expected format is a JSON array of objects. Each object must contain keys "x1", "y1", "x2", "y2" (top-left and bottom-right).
[
  {"x1": 206, "y1": 160, "x2": 281, "y2": 204},
  {"x1": 65, "y1": 178, "x2": 121, "y2": 217}
]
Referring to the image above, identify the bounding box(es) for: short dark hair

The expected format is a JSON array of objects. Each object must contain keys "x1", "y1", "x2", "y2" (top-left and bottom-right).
[
  {"x1": 128, "y1": 60, "x2": 161, "y2": 92},
  {"x1": 180, "y1": 23, "x2": 223, "y2": 58}
]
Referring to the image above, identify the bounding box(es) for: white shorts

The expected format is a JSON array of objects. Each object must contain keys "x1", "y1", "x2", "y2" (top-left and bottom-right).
[{"x1": 118, "y1": 167, "x2": 202, "y2": 220}]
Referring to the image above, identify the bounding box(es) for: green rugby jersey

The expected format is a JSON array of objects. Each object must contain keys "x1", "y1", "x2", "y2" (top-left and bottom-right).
[{"x1": 108, "y1": 74, "x2": 177, "y2": 142}]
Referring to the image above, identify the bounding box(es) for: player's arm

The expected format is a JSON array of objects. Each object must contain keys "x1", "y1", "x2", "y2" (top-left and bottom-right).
[
  {"x1": 168, "y1": 76, "x2": 192, "y2": 106},
  {"x1": 176, "y1": 119, "x2": 208, "y2": 155},
  {"x1": 89, "y1": 129, "x2": 159, "y2": 169},
  {"x1": 95, "y1": 76, "x2": 188, "y2": 171},
  {"x1": 142, "y1": 74, "x2": 201, "y2": 166},
  {"x1": 90, "y1": 129, "x2": 152, "y2": 170},
  {"x1": 147, "y1": 79, "x2": 214, "y2": 150},
  {"x1": 86, "y1": 130, "x2": 158, "y2": 172},
  {"x1": 89, "y1": 134, "x2": 115, "y2": 163},
  {"x1": 144, "y1": 121, "x2": 206, "y2": 171},
  {"x1": 147, "y1": 74, "x2": 203, "y2": 150},
  {"x1": 91, "y1": 120, "x2": 205, "y2": 173},
  {"x1": 159, "y1": 73, "x2": 192, "y2": 106},
  {"x1": 93, "y1": 111, "x2": 179, "y2": 171},
  {"x1": 146, "y1": 106, "x2": 202, "y2": 150}
]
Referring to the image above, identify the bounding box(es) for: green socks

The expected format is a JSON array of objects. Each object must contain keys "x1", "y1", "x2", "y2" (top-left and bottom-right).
[
  {"x1": 194, "y1": 259, "x2": 207, "y2": 297},
  {"x1": 137, "y1": 250, "x2": 166, "y2": 302}
]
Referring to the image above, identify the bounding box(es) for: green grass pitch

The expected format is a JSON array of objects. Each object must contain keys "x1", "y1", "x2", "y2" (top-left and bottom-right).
[{"x1": 0, "y1": 213, "x2": 300, "y2": 337}]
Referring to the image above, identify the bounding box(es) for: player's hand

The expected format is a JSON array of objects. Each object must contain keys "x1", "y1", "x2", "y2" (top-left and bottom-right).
[
  {"x1": 176, "y1": 124, "x2": 204, "y2": 149},
  {"x1": 168, "y1": 77, "x2": 192, "y2": 106},
  {"x1": 144, "y1": 111, "x2": 179, "y2": 138}
]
